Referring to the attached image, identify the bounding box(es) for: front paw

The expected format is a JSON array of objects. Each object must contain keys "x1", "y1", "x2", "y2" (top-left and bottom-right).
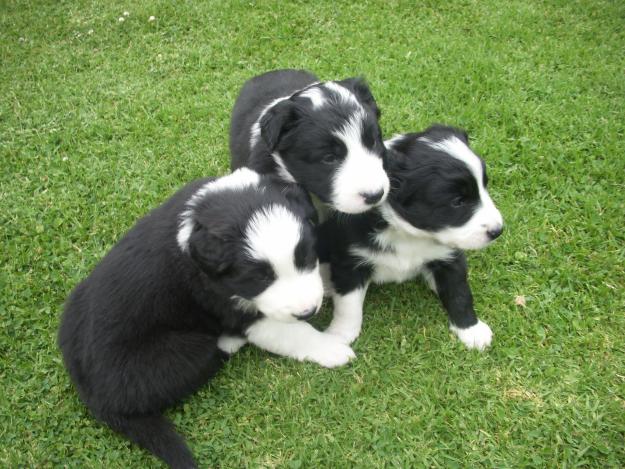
[
  {"x1": 450, "y1": 320, "x2": 493, "y2": 351},
  {"x1": 305, "y1": 336, "x2": 356, "y2": 368},
  {"x1": 325, "y1": 323, "x2": 360, "y2": 345}
]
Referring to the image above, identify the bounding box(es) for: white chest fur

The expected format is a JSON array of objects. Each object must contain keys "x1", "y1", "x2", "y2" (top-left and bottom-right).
[{"x1": 351, "y1": 228, "x2": 455, "y2": 284}]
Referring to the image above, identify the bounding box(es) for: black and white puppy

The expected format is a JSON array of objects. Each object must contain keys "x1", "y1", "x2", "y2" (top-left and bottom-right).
[
  {"x1": 230, "y1": 69, "x2": 390, "y2": 215},
  {"x1": 318, "y1": 125, "x2": 504, "y2": 350},
  {"x1": 58, "y1": 168, "x2": 354, "y2": 469}
]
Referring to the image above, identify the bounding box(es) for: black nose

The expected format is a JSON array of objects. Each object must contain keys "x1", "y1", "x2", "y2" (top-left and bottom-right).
[
  {"x1": 361, "y1": 190, "x2": 384, "y2": 205},
  {"x1": 296, "y1": 307, "x2": 318, "y2": 321},
  {"x1": 487, "y1": 225, "x2": 504, "y2": 240}
]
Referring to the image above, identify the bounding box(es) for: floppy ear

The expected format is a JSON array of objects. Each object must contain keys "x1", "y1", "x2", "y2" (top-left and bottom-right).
[
  {"x1": 259, "y1": 99, "x2": 300, "y2": 152},
  {"x1": 187, "y1": 223, "x2": 232, "y2": 275},
  {"x1": 387, "y1": 136, "x2": 415, "y2": 157},
  {"x1": 338, "y1": 77, "x2": 381, "y2": 119},
  {"x1": 459, "y1": 129, "x2": 469, "y2": 144}
]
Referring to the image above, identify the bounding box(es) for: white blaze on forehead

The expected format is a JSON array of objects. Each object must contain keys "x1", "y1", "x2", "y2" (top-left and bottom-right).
[
  {"x1": 177, "y1": 168, "x2": 261, "y2": 251},
  {"x1": 244, "y1": 204, "x2": 323, "y2": 322},
  {"x1": 334, "y1": 107, "x2": 367, "y2": 144},
  {"x1": 331, "y1": 109, "x2": 390, "y2": 213},
  {"x1": 244, "y1": 204, "x2": 302, "y2": 274},
  {"x1": 299, "y1": 85, "x2": 326, "y2": 109},
  {"x1": 423, "y1": 136, "x2": 484, "y2": 185},
  {"x1": 189, "y1": 167, "x2": 260, "y2": 203},
  {"x1": 324, "y1": 81, "x2": 359, "y2": 106}
]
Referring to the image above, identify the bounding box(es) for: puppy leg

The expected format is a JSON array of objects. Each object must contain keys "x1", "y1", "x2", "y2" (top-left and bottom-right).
[
  {"x1": 323, "y1": 257, "x2": 372, "y2": 344},
  {"x1": 246, "y1": 318, "x2": 355, "y2": 368},
  {"x1": 325, "y1": 286, "x2": 369, "y2": 344},
  {"x1": 425, "y1": 252, "x2": 493, "y2": 351}
]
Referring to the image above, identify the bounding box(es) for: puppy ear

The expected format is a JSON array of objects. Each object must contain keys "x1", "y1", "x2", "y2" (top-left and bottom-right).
[
  {"x1": 459, "y1": 130, "x2": 469, "y2": 144},
  {"x1": 387, "y1": 138, "x2": 414, "y2": 160},
  {"x1": 187, "y1": 223, "x2": 232, "y2": 275},
  {"x1": 338, "y1": 77, "x2": 381, "y2": 119},
  {"x1": 259, "y1": 99, "x2": 300, "y2": 152}
]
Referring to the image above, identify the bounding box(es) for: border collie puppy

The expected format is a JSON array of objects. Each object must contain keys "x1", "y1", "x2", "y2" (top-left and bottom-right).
[
  {"x1": 58, "y1": 168, "x2": 354, "y2": 468},
  {"x1": 318, "y1": 125, "x2": 504, "y2": 351},
  {"x1": 230, "y1": 69, "x2": 390, "y2": 215}
]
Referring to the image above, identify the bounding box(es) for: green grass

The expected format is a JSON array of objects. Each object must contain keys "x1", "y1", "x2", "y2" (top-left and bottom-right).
[{"x1": 2, "y1": 0, "x2": 624, "y2": 467}]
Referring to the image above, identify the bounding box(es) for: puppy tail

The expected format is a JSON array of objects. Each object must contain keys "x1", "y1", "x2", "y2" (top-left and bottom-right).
[{"x1": 101, "y1": 412, "x2": 197, "y2": 469}]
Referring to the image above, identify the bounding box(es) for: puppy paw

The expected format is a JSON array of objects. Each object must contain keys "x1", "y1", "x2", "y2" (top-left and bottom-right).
[
  {"x1": 325, "y1": 323, "x2": 360, "y2": 345},
  {"x1": 450, "y1": 320, "x2": 493, "y2": 351},
  {"x1": 306, "y1": 337, "x2": 356, "y2": 368}
]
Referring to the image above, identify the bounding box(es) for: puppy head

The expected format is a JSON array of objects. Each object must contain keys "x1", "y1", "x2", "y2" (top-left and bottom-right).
[
  {"x1": 180, "y1": 169, "x2": 323, "y2": 322},
  {"x1": 258, "y1": 78, "x2": 390, "y2": 214},
  {"x1": 385, "y1": 125, "x2": 503, "y2": 250}
]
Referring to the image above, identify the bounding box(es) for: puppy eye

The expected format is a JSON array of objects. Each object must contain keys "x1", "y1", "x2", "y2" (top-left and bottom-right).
[
  {"x1": 321, "y1": 154, "x2": 337, "y2": 164},
  {"x1": 451, "y1": 196, "x2": 465, "y2": 208}
]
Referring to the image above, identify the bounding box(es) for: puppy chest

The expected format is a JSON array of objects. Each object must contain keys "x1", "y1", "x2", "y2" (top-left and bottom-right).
[{"x1": 353, "y1": 238, "x2": 453, "y2": 284}]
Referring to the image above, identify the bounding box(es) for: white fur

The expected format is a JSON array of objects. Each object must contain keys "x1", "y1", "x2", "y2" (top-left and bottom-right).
[
  {"x1": 177, "y1": 168, "x2": 260, "y2": 252},
  {"x1": 244, "y1": 204, "x2": 301, "y2": 268},
  {"x1": 450, "y1": 320, "x2": 493, "y2": 351},
  {"x1": 331, "y1": 109, "x2": 390, "y2": 213},
  {"x1": 423, "y1": 137, "x2": 503, "y2": 250},
  {"x1": 217, "y1": 335, "x2": 248, "y2": 354},
  {"x1": 385, "y1": 134, "x2": 406, "y2": 148},
  {"x1": 326, "y1": 286, "x2": 368, "y2": 345},
  {"x1": 353, "y1": 205, "x2": 455, "y2": 284},
  {"x1": 246, "y1": 317, "x2": 355, "y2": 368},
  {"x1": 244, "y1": 205, "x2": 324, "y2": 321},
  {"x1": 299, "y1": 85, "x2": 326, "y2": 109},
  {"x1": 271, "y1": 151, "x2": 297, "y2": 183},
  {"x1": 324, "y1": 81, "x2": 359, "y2": 106}
]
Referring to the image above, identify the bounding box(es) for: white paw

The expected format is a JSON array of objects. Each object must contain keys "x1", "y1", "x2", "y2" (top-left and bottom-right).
[
  {"x1": 325, "y1": 323, "x2": 361, "y2": 345},
  {"x1": 217, "y1": 335, "x2": 248, "y2": 354},
  {"x1": 304, "y1": 336, "x2": 356, "y2": 368},
  {"x1": 450, "y1": 320, "x2": 493, "y2": 351}
]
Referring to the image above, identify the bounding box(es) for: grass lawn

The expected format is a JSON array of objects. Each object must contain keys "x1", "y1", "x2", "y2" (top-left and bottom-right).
[{"x1": 2, "y1": 0, "x2": 624, "y2": 467}]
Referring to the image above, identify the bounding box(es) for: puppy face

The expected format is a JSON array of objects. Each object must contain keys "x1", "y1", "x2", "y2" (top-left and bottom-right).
[
  {"x1": 385, "y1": 126, "x2": 503, "y2": 250},
  {"x1": 179, "y1": 169, "x2": 323, "y2": 322},
  {"x1": 257, "y1": 79, "x2": 390, "y2": 214}
]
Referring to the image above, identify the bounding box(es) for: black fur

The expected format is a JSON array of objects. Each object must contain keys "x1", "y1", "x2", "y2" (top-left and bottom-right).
[
  {"x1": 386, "y1": 125, "x2": 484, "y2": 232},
  {"x1": 229, "y1": 69, "x2": 386, "y2": 211},
  {"x1": 319, "y1": 125, "x2": 500, "y2": 334},
  {"x1": 58, "y1": 174, "x2": 318, "y2": 468},
  {"x1": 426, "y1": 252, "x2": 477, "y2": 329}
]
